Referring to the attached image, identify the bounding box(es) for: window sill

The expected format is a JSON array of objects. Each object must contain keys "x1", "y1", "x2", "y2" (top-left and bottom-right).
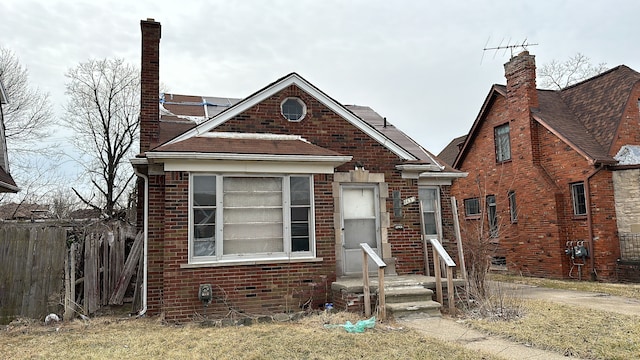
[
  {"x1": 572, "y1": 215, "x2": 587, "y2": 220},
  {"x1": 465, "y1": 215, "x2": 481, "y2": 220},
  {"x1": 181, "y1": 257, "x2": 324, "y2": 269}
]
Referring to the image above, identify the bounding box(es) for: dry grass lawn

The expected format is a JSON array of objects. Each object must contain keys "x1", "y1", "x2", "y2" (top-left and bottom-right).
[
  {"x1": 490, "y1": 273, "x2": 640, "y2": 300},
  {"x1": 464, "y1": 275, "x2": 640, "y2": 359},
  {"x1": 467, "y1": 299, "x2": 640, "y2": 359},
  {"x1": 1, "y1": 312, "x2": 500, "y2": 360}
]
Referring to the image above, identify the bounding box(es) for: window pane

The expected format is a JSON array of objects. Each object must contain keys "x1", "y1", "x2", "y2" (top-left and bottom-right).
[
  {"x1": 464, "y1": 198, "x2": 480, "y2": 216},
  {"x1": 194, "y1": 239, "x2": 216, "y2": 257},
  {"x1": 224, "y1": 238, "x2": 282, "y2": 254},
  {"x1": 509, "y1": 191, "x2": 518, "y2": 222},
  {"x1": 194, "y1": 224, "x2": 215, "y2": 256},
  {"x1": 572, "y1": 183, "x2": 587, "y2": 215},
  {"x1": 224, "y1": 208, "x2": 282, "y2": 224},
  {"x1": 343, "y1": 188, "x2": 375, "y2": 218},
  {"x1": 344, "y1": 219, "x2": 376, "y2": 248},
  {"x1": 291, "y1": 207, "x2": 309, "y2": 221},
  {"x1": 194, "y1": 209, "x2": 215, "y2": 225},
  {"x1": 193, "y1": 176, "x2": 216, "y2": 206},
  {"x1": 291, "y1": 176, "x2": 310, "y2": 205},
  {"x1": 423, "y1": 213, "x2": 437, "y2": 235},
  {"x1": 487, "y1": 195, "x2": 498, "y2": 237},
  {"x1": 495, "y1": 124, "x2": 511, "y2": 162},
  {"x1": 282, "y1": 98, "x2": 304, "y2": 121},
  {"x1": 291, "y1": 222, "x2": 309, "y2": 237},
  {"x1": 224, "y1": 223, "x2": 283, "y2": 240},
  {"x1": 292, "y1": 237, "x2": 310, "y2": 252}
]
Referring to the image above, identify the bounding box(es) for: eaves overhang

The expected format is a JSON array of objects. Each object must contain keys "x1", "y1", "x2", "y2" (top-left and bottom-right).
[
  {"x1": 0, "y1": 181, "x2": 19, "y2": 193},
  {"x1": 146, "y1": 151, "x2": 352, "y2": 164}
]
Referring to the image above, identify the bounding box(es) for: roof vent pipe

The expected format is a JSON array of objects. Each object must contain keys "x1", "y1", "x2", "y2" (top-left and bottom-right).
[{"x1": 383, "y1": 117, "x2": 387, "y2": 128}]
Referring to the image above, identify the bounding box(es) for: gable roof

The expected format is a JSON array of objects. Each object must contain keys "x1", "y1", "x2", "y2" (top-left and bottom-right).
[
  {"x1": 437, "y1": 135, "x2": 467, "y2": 167},
  {"x1": 455, "y1": 65, "x2": 640, "y2": 168},
  {"x1": 161, "y1": 73, "x2": 419, "y2": 162},
  {"x1": 149, "y1": 73, "x2": 456, "y2": 173}
]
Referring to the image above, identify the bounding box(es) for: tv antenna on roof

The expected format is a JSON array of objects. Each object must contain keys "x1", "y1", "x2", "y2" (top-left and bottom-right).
[{"x1": 481, "y1": 37, "x2": 539, "y2": 64}]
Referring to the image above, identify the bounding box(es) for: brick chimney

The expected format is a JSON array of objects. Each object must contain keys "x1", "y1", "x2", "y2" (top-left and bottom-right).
[
  {"x1": 140, "y1": 18, "x2": 161, "y2": 153},
  {"x1": 504, "y1": 51, "x2": 539, "y2": 112},
  {"x1": 504, "y1": 51, "x2": 541, "y2": 165}
]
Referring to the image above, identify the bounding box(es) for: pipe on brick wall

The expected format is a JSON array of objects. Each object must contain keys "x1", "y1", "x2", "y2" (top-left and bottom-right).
[
  {"x1": 133, "y1": 167, "x2": 149, "y2": 316},
  {"x1": 585, "y1": 164, "x2": 604, "y2": 280}
]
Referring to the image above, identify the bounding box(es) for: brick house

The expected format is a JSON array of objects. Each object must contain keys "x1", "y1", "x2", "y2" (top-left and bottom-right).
[
  {"x1": 132, "y1": 19, "x2": 464, "y2": 321},
  {"x1": 451, "y1": 51, "x2": 640, "y2": 282}
]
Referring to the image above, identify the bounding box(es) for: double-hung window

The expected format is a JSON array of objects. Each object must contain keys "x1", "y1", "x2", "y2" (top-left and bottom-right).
[
  {"x1": 571, "y1": 182, "x2": 587, "y2": 216},
  {"x1": 419, "y1": 187, "x2": 440, "y2": 236},
  {"x1": 494, "y1": 123, "x2": 511, "y2": 162},
  {"x1": 190, "y1": 174, "x2": 314, "y2": 263}
]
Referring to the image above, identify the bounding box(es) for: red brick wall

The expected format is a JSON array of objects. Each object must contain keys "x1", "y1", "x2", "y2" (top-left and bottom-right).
[
  {"x1": 145, "y1": 85, "x2": 457, "y2": 320},
  {"x1": 453, "y1": 81, "x2": 628, "y2": 281},
  {"x1": 610, "y1": 83, "x2": 640, "y2": 154}
]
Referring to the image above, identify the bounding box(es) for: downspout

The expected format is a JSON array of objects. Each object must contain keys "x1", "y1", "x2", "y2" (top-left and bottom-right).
[
  {"x1": 585, "y1": 164, "x2": 604, "y2": 280},
  {"x1": 133, "y1": 167, "x2": 149, "y2": 316}
]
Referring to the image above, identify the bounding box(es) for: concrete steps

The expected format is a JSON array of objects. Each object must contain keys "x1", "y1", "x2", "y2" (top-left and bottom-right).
[{"x1": 384, "y1": 285, "x2": 441, "y2": 319}]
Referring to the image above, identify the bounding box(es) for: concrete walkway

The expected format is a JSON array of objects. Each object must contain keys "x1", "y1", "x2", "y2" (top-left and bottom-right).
[
  {"x1": 401, "y1": 315, "x2": 583, "y2": 360},
  {"x1": 398, "y1": 282, "x2": 640, "y2": 360}
]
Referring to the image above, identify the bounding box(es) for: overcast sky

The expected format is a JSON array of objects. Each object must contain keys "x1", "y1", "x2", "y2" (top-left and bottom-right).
[{"x1": 3, "y1": 0, "x2": 640, "y2": 162}]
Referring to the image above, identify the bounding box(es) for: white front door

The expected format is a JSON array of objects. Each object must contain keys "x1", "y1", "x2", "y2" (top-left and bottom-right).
[{"x1": 341, "y1": 185, "x2": 381, "y2": 275}]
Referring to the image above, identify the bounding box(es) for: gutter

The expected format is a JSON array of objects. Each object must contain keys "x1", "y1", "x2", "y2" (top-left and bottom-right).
[
  {"x1": 133, "y1": 166, "x2": 149, "y2": 316},
  {"x1": 585, "y1": 164, "x2": 603, "y2": 280}
]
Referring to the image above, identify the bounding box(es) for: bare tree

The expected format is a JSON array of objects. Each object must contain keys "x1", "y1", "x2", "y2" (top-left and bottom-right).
[
  {"x1": 0, "y1": 47, "x2": 55, "y2": 157},
  {"x1": 537, "y1": 53, "x2": 608, "y2": 90},
  {"x1": 64, "y1": 58, "x2": 140, "y2": 218}
]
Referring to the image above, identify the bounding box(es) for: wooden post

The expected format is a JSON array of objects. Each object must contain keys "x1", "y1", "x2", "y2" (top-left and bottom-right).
[
  {"x1": 377, "y1": 267, "x2": 386, "y2": 320},
  {"x1": 432, "y1": 245, "x2": 443, "y2": 305},
  {"x1": 451, "y1": 197, "x2": 467, "y2": 280},
  {"x1": 447, "y1": 266, "x2": 455, "y2": 314},
  {"x1": 362, "y1": 250, "x2": 371, "y2": 317},
  {"x1": 419, "y1": 201, "x2": 431, "y2": 277},
  {"x1": 64, "y1": 245, "x2": 72, "y2": 321}
]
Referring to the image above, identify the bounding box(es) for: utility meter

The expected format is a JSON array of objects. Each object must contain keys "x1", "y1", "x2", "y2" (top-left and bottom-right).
[{"x1": 199, "y1": 284, "x2": 212, "y2": 304}]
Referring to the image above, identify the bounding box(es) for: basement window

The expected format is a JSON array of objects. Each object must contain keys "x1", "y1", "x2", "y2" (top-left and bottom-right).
[{"x1": 281, "y1": 98, "x2": 306, "y2": 122}]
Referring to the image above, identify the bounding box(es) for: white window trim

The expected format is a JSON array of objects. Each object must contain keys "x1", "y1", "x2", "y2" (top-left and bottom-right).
[
  {"x1": 419, "y1": 186, "x2": 441, "y2": 237},
  {"x1": 281, "y1": 97, "x2": 307, "y2": 122},
  {"x1": 188, "y1": 173, "x2": 316, "y2": 264}
]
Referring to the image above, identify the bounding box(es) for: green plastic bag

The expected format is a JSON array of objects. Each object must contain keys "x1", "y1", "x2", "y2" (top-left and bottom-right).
[{"x1": 325, "y1": 316, "x2": 376, "y2": 333}]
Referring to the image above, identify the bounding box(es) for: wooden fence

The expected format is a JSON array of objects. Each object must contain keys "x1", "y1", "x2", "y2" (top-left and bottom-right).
[
  {"x1": 0, "y1": 225, "x2": 67, "y2": 325},
  {"x1": 0, "y1": 221, "x2": 140, "y2": 325}
]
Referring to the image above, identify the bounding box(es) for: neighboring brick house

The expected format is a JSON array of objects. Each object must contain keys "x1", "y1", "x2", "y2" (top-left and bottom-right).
[
  {"x1": 132, "y1": 19, "x2": 465, "y2": 321},
  {"x1": 0, "y1": 81, "x2": 18, "y2": 193},
  {"x1": 451, "y1": 51, "x2": 640, "y2": 282}
]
